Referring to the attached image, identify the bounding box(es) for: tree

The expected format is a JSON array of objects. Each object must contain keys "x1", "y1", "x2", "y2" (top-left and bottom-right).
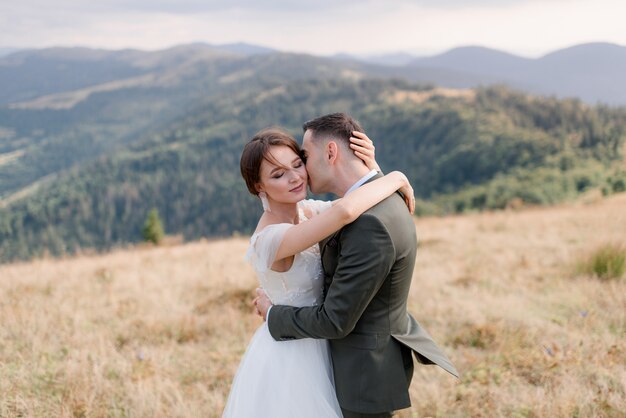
[{"x1": 142, "y1": 208, "x2": 164, "y2": 245}]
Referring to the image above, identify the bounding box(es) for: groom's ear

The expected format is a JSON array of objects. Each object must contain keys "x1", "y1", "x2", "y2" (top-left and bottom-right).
[{"x1": 327, "y1": 141, "x2": 338, "y2": 165}]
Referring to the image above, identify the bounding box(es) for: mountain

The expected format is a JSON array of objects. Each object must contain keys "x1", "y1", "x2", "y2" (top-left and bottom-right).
[
  {"x1": 0, "y1": 44, "x2": 246, "y2": 200},
  {"x1": 407, "y1": 43, "x2": 626, "y2": 105},
  {"x1": 0, "y1": 44, "x2": 241, "y2": 105},
  {"x1": 332, "y1": 52, "x2": 417, "y2": 67},
  {"x1": 1, "y1": 44, "x2": 625, "y2": 264},
  {"x1": 527, "y1": 43, "x2": 626, "y2": 105},
  {"x1": 0, "y1": 48, "x2": 20, "y2": 57},
  {"x1": 0, "y1": 44, "x2": 506, "y2": 203},
  {"x1": 215, "y1": 42, "x2": 277, "y2": 55},
  {"x1": 0, "y1": 44, "x2": 491, "y2": 107},
  {"x1": 331, "y1": 42, "x2": 626, "y2": 105},
  {"x1": 0, "y1": 46, "x2": 408, "y2": 200},
  {"x1": 409, "y1": 46, "x2": 533, "y2": 78},
  {"x1": 3, "y1": 42, "x2": 625, "y2": 105},
  {"x1": 1, "y1": 77, "x2": 625, "y2": 263}
]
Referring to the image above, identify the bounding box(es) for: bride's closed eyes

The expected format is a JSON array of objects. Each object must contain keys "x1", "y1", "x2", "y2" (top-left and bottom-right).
[{"x1": 271, "y1": 160, "x2": 304, "y2": 179}]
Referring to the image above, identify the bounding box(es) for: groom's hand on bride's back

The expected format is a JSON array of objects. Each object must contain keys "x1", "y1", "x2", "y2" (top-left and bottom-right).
[{"x1": 254, "y1": 288, "x2": 272, "y2": 321}]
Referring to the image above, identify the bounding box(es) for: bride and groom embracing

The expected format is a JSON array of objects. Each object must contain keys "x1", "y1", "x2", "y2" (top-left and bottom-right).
[{"x1": 223, "y1": 113, "x2": 458, "y2": 417}]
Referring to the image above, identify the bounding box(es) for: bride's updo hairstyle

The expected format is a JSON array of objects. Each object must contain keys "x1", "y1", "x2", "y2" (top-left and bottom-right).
[{"x1": 240, "y1": 128, "x2": 303, "y2": 196}]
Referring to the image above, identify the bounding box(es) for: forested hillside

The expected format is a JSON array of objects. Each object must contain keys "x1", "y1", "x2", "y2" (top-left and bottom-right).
[
  {"x1": 1, "y1": 77, "x2": 625, "y2": 263},
  {"x1": 0, "y1": 46, "x2": 398, "y2": 199}
]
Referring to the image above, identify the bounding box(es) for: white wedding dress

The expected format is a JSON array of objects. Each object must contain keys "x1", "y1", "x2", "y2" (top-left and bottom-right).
[{"x1": 222, "y1": 200, "x2": 342, "y2": 418}]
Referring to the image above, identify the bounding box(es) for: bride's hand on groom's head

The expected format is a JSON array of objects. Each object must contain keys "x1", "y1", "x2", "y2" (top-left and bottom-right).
[{"x1": 350, "y1": 131, "x2": 381, "y2": 172}]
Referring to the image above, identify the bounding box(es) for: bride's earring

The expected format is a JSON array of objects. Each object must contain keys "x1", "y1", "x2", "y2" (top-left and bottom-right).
[{"x1": 259, "y1": 192, "x2": 271, "y2": 212}]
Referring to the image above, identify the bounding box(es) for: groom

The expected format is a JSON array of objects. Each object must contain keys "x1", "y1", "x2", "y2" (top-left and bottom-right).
[{"x1": 255, "y1": 113, "x2": 458, "y2": 417}]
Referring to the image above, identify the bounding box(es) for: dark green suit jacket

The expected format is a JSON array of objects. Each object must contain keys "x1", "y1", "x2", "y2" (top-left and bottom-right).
[{"x1": 268, "y1": 175, "x2": 459, "y2": 414}]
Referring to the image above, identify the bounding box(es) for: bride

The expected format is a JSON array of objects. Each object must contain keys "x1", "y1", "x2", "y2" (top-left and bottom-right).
[{"x1": 222, "y1": 127, "x2": 414, "y2": 417}]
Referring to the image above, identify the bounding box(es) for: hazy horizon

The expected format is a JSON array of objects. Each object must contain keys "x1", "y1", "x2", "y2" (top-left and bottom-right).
[
  {"x1": 2, "y1": 40, "x2": 625, "y2": 61},
  {"x1": 2, "y1": 0, "x2": 626, "y2": 59}
]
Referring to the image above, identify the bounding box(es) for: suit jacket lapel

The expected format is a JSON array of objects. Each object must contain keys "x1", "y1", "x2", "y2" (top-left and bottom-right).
[
  {"x1": 319, "y1": 233, "x2": 335, "y2": 270},
  {"x1": 319, "y1": 231, "x2": 340, "y2": 295},
  {"x1": 320, "y1": 173, "x2": 384, "y2": 285},
  {"x1": 319, "y1": 236, "x2": 330, "y2": 258}
]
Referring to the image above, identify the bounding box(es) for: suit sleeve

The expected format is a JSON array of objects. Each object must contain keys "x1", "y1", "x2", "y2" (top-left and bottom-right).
[{"x1": 267, "y1": 213, "x2": 395, "y2": 340}]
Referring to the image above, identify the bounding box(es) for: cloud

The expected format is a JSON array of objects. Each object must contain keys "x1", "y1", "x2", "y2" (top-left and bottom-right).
[
  {"x1": 2, "y1": 0, "x2": 358, "y2": 15},
  {"x1": 2, "y1": 0, "x2": 547, "y2": 16},
  {"x1": 108, "y1": 0, "x2": 538, "y2": 13},
  {"x1": 1, "y1": 0, "x2": 625, "y2": 57}
]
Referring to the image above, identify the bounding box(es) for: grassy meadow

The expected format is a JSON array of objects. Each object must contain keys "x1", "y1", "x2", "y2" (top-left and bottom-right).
[{"x1": 1, "y1": 194, "x2": 625, "y2": 417}]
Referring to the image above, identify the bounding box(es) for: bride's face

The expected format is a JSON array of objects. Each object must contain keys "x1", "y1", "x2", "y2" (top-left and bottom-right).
[{"x1": 257, "y1": 145, "x2": 308, "y2": 204}]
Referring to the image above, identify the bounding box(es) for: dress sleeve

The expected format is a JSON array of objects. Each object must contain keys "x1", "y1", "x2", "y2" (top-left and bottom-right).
[
  {"x1": 245, "y1": 223, "x2": 293, "y2": 272},
  {"x1": 298, "y1": 199, "x2": 333, "y2": 216}
]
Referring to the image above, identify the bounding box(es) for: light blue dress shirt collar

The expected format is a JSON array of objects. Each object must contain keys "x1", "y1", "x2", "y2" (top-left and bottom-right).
[{"x1": 345, "y1": 169, "x2": 379, "y2": 196}]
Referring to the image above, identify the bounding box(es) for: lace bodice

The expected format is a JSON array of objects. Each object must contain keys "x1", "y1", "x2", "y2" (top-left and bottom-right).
[{"x1": 245, "y1": 199, "x2": 332, "y2": 307}]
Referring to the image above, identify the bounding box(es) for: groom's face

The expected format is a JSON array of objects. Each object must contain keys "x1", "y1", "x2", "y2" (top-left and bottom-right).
[{"x1": 301, "y1": 129, "x2": 328, "y2": 195}]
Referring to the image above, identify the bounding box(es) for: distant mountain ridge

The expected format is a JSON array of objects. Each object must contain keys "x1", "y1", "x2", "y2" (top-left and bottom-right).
[
  {"x1": 0, "y1": 48, "x2": 20, "y2": 57},
  {"x1": 214, "y1": 42, "x2": 277, "y2": 55},
  {"x1": 408, "y1": 46, "x2": 534, "y2": 78},
  {"x1": 397, "y1": 43, "x2": 626, "y2": 105},
  {"x1": 2, "y1": 41, "x2": 625, "y2": 105},
  {"x1": 0, "y1": 43, "x2": 267, "y2": 105}
]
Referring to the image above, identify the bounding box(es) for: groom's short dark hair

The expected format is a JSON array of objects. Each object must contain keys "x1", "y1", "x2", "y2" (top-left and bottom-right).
[{"x1": 302, "y1": 113, "x2": 364, "y2": 145}]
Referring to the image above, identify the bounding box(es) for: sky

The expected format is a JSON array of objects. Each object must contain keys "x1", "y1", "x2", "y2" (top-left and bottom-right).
[{"x1": 2, "y1": 0, "x2": 626, "y2": 58}]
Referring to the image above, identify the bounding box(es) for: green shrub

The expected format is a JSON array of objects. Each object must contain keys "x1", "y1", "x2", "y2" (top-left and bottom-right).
[
  {"x1": 578, "y1": 244, "x2": 626, "y2": 280},
  {"x1": 612, "y1": 178, "x2": 626, "y2": 193},
  {"x1": 142, "y1": 208, "x2": 165, "y2": 245}
]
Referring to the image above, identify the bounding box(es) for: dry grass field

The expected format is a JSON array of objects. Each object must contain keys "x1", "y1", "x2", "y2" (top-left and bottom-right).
[{"x1": 1, "y1": 194, "x2": 625, "y2": 417}]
